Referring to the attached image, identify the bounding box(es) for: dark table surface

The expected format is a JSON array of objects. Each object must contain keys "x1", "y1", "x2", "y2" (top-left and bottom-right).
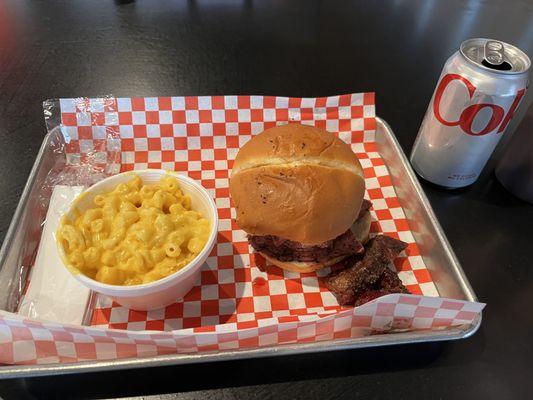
[{"x1": 1, "y1": 0, "x2": 532, "y2": 399}]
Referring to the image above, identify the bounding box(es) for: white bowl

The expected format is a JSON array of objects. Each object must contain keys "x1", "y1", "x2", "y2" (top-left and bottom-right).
[{"x1": 57, "y1": 169, "x2": 218, "y2": 311}]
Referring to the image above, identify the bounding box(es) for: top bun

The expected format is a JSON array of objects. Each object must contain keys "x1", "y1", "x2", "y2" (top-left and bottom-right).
[{"x1": 230, "y1": 123, "x2": 365, "y2": 245}]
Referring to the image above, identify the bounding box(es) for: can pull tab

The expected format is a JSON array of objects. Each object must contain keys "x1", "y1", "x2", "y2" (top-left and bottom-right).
[{"x1": 484, "y1": 40, "x2": 505, "y2": 66}]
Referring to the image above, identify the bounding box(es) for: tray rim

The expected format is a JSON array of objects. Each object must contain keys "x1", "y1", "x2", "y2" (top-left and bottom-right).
[
  {"x1": 0, "y1": 117, "x2": 481, "y2": 378},
  {"x1": 0, "y1": 136, "x2": 49, "y2": 312},
  {"x1": 376, "y1": 117, "x2": 478, "y2": 302},
  {"x1": 0, "y1": 320, "x2": 480, "y2": 378}
]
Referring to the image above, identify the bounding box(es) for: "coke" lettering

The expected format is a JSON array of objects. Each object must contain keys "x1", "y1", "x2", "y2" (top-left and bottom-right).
[{"x1": 433, "y1": 73, "x2": 526, "y2": 136}]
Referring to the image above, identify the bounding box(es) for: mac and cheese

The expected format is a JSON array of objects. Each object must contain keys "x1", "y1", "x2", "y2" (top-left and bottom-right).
[{"x1": 58, "y1": 175, "x2": 210, "y2": 285}]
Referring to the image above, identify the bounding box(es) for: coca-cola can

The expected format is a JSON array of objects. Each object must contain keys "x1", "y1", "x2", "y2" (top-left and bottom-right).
[{"x1": 410, "y1": 38, "x2": 530, "y2": 188}]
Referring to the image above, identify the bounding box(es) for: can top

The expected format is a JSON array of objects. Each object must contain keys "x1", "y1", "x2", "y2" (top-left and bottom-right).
[{"x1": 460, "y1": 38, "x2": 530, "y2": 75}]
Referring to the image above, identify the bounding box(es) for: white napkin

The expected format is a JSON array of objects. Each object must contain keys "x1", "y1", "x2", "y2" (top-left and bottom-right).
[{"x1": 18, "y1": 185, "x2": 91, "y2": 325}]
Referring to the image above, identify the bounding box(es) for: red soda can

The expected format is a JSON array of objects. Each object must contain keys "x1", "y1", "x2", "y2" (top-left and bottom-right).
[{"x1": 410, "y1": 38, "x2": 530, "y2": 188}]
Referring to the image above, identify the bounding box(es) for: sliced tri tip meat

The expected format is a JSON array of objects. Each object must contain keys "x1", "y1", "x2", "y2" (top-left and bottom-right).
[
  {"x1": 248, "y1": 228, "x2": 364, "y2": 264},
  {"x1": 325, "y1": 235, "x2": 409, "y2": 306}
]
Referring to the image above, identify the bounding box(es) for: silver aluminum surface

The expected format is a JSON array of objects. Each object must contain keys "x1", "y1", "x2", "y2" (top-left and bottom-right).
[
  {"x1": 0, "y1": 136, "x2": 57, "y2": 313},
  {"x1": 411, "y1": 38, "x2": 530, "y2": 188},
  {"x1": 0, "y1": 117, "x2": 481, "y2": 378},
  {"x1": 461, "y1": 38, "x2": 531, "y2": 73}
]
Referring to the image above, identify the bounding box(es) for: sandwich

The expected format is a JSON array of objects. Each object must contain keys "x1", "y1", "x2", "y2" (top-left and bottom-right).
[{"x1": 229, "y1": 123, "x2": 371, "y2": 273}]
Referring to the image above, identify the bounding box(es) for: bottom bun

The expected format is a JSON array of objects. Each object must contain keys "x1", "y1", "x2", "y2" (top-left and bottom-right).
[
  {"x1": 260, "y1": 210, "x2": 372, "y2": 273},
  {"x1": 259, "y1": 253, "x2": 348, "y2": 273}
]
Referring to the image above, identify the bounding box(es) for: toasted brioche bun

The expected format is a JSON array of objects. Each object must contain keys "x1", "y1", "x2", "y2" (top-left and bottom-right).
[
  {"x1": 259, "y1": 210, "x2": 371, "y2": 273},
  {"x1": 230, "y1": 123, "x2": 365, "y2": 245}
]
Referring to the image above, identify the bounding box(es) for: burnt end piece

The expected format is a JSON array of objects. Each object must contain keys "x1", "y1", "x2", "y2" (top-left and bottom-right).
[
  {"x1": 353, "y1": 290, "x2": 388, "y2": 307},
  {"x1": 325, "y1": 235, "x2": 408, "y2": 306},
  {"x1": 379, "y1": 268, "x2": 409, "y2": 293},
  {"x1": 353, "y1": 270, "x2": 410, "y2": 307},
  {"x1": 368, "y1": 235, "x2": 408, "y2": 260}
]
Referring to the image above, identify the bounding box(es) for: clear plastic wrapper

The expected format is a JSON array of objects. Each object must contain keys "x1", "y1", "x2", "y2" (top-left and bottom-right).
[{"x1": 15, "y1": 97, "x2": 120, "y2": 322}]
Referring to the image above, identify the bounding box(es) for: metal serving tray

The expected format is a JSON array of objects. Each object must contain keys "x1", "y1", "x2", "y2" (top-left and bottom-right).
[{"x1": 0, "y1": 117, "x2": 481, "y2": 378}]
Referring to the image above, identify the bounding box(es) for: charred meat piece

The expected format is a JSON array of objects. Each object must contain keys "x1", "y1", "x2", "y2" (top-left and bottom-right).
[
  {"x1": 249, "y1": 228, "x2": 364, "y2": 263},
  {"x1": 367, "y1": 235, "x2": 408, "y2": 261},
  {"x1": 333, "y1": 253, "x2": 365, "y2": 271},
  {"x1": 378, "y1": 268, "x2": 409, "y2": 294},
  {"x1": 325, "y1": 235, "x2": 408, "y2": 306},
  {"x1": 354, "y1": 290, "x2": 388, "y2": 307},
  {"x1": 353, "y1": 270, "x2": 409, "y2": 307},
  {"x1": 354, "y1": 274, "x2": 409, "y2": 307}
]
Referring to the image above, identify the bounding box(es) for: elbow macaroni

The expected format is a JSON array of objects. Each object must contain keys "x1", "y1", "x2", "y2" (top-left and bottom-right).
[{"x1": 58, "y1": 175, "x2": 210, "y2": 286}]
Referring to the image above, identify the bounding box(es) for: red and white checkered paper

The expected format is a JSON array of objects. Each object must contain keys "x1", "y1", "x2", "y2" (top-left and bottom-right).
[{"x1": 0, "y1": 94, "x2": 484, "y2": 365}]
